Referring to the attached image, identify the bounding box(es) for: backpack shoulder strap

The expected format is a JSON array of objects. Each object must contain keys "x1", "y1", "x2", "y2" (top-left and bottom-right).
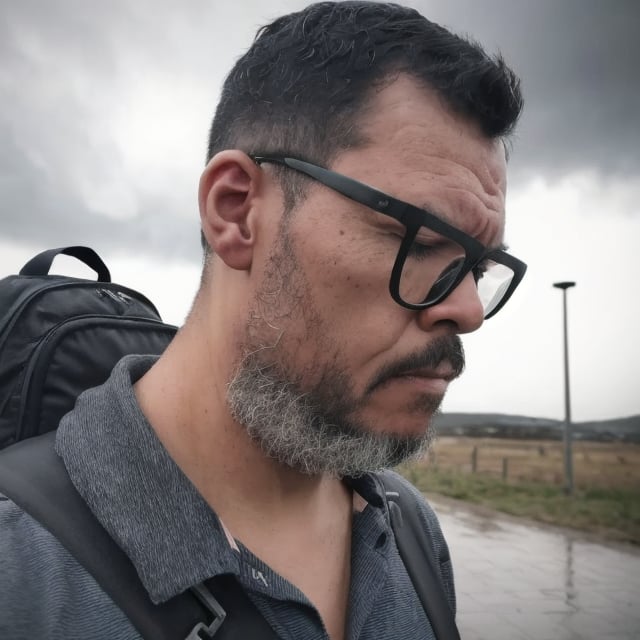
[
  {"x1": 0, "y1": 433, "x2": 279, "y2": 640},
  {"x1": 376, "y1": 471, "x2": 461, "y2": 640}
]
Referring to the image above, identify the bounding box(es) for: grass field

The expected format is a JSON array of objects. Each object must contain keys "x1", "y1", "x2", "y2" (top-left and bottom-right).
[{"x1": 398, "y1": 437, "x2": 640, "y2": 545}]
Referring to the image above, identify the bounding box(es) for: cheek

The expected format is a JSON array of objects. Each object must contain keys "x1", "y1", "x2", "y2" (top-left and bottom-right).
[
  {"x1": 305, "y1": 225, "x2": 393, "y2": 299},
  {"x1": 298, "y1": 229, "x2": 408, "y2": 367}
]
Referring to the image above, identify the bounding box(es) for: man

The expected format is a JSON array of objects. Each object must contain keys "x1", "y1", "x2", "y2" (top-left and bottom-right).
[{"x1": 0, "y1": 2, "x2": 524, "y2": 638}]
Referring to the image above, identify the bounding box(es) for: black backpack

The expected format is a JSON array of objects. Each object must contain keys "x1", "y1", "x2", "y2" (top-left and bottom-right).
[
  {"x1": 0, "y1": 246, "x2": 460, "y2": 640},
  {"x1": 0, "y1": 246, "x2": 177, "y2": 449}
]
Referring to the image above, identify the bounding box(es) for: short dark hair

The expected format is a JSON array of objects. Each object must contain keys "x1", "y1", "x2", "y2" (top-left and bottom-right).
[{"x1": 204, "y1": 1, "x2": 523, "y2": 249}]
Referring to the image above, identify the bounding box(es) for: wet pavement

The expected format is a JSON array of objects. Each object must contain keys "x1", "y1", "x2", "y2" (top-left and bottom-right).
[{"x1": 429, "y1": 496, "x2": 640, "y2": 640}]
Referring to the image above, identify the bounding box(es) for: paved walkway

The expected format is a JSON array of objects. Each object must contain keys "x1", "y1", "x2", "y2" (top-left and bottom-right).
[{"x1": 428, "y1": 496, "x2": 640, "y2": 640}]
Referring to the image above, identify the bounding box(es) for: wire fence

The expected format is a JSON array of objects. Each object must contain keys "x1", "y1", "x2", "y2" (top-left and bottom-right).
[{"x1": 425, "y1": 436, "x2": 640, "y2": 491}]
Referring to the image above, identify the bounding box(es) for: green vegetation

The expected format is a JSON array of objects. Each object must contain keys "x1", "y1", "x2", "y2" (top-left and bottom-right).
[{"x1": 397, "y1": 463, "x2": 640, "y2": 545}]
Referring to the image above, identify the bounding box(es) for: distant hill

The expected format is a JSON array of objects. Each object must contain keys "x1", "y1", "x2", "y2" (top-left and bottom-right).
[{"x1": 433, "y1": 413, "x2": 640, "y2": 443}]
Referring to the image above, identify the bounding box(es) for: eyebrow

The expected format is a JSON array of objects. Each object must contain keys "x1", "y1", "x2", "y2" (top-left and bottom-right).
[
  {"x1": 418, "y1": 202, "x2": 449, "y2": 221},
  {"x1": 416, "y1": 201, "x2": 508, "y2": 253},
  {"x1": 492, "y1": 241, "x2": 509, "y2": 253}
]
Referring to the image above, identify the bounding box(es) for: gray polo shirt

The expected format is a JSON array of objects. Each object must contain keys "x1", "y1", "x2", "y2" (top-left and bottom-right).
[{"x1": 0, "y1": 355, "x2": 455, "y2": 639}]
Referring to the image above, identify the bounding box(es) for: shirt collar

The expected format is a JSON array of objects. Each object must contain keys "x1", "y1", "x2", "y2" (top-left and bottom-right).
[
  {"x1": 56, "y1": 355, "x2": 241, "y2": 604},
  {"x1": 56, "y1": 355, "x2": 388, "y2": 603}
]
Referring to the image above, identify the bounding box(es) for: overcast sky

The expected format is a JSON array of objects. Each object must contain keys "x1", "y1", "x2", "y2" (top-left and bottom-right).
[{"x1": 1, "y1": 0, "x2": 639, "y2": 421}]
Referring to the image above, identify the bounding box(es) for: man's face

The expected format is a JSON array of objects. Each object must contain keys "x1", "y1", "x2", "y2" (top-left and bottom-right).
[{"x1": 228, "y1": 75, "x2": 507, "y2": 476}]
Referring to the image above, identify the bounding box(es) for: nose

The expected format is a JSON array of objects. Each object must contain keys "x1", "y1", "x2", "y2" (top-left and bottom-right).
[{"x1": 415, "y1": 273, "x2": 485, "y2": 334}]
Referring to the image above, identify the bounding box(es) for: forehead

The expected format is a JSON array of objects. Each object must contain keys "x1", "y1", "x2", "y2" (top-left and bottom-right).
[{"x1": 333, "y1": 75, "x2": 508, "y2": 245}]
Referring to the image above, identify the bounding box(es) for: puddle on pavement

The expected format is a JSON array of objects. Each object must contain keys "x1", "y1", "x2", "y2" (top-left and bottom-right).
[{"x1": 427, "y1": 497, "x2": 640, "y2": 640}]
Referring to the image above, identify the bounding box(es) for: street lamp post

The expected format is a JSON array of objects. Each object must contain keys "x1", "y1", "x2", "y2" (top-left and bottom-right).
[{"x1": 553, "y1": 281, "x2": 576, "y2": 495}]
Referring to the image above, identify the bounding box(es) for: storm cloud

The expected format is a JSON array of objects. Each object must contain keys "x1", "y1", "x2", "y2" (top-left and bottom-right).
[
  {"x1": 1, "y1": 0, "x2": 639, "y2": 259},
  {"x1": 419, "y1": 0, "x2": 640, "y2": 181}
]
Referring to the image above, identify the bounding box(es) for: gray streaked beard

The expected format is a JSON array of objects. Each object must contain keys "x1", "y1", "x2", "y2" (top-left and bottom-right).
[
  {"x1": 226, "y1": 353, "x2": 436, "y2": 478},
  {"x1": 226, "y1": 217, "x2": 438, "y2": 477}
]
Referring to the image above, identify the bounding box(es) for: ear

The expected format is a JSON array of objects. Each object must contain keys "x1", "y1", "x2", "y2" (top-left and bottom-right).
[{"x1": 198, "y1": 151, "x2": 264, "y2": 270}]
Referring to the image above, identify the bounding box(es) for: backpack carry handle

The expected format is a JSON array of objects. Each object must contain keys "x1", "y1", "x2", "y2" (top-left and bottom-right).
[{"x1": 19, "y1": 246, "x2": 111, "y2": 282}]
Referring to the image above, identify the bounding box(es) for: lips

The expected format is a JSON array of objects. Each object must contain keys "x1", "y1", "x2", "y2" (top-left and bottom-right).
[
  {"x1": 392, "y1": 366, "x2": 457, "y2": 395},
  {"x1": 397, "y1": 365, "x2": 457, "y2": 382},
  {"x1": 386, "y1": 369, "x2": 452, "y2": 395},
  {"x1": 365, "y1": 335, "x2": 466, "y2": 395}
]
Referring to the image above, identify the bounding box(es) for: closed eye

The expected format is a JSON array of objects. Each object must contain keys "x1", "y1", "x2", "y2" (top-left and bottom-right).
[
  {"x1": 407, "y1": 240, "x2": 436, "y2": 260},
  {"x1": 471, "y1": 260, "x2": 487, "y2": 282},
  {"x1": 472, "y1": 259, "x2": 489, "y2": 282},
  {"x1": 407, "y1": 235, "x2": 463, "y2": 262}
]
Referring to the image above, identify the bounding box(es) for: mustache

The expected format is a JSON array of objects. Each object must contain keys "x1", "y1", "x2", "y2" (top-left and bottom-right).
[{"x1": 366, "y1": 335, "x2": 465, "y2": 394}]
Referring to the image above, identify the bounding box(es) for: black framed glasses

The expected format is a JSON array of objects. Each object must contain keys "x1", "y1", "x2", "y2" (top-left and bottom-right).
[{"x1": 253, "y1": 155, "x2": 527, "y2": 319}]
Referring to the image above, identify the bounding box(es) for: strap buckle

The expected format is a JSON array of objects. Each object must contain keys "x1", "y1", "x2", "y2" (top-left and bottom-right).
[{"x1": 185, "y1": 583, "x2": 227, "y2": 639}]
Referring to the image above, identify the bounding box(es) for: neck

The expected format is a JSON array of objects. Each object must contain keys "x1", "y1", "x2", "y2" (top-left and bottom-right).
[
  {"x1": 135, "y1": 308, "x2": 354, "y2": 640},
  {"x1": 134, "y1": 319, "x2": 349, "y2": 532}
]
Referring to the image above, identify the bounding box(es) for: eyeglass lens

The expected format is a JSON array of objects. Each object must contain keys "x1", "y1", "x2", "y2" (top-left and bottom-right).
[
  {"x1": 399, "y1": 233, "x2": 515, "y2": 317},
  {"x1": 476, "y1": 259, "x2": 515, "y2": 317}
]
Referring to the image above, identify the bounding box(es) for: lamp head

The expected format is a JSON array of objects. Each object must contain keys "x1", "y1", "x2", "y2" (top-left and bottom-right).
[{"x1": 553, "y1": 281, "x2": 576, "y2": 290}]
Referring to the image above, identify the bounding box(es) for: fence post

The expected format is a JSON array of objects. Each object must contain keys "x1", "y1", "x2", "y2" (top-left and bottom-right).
[
  {"x1": 471, "y1": 446, "x2": 478, "y2": 473},
  {"x1": 502, "y1": 457, "x2": 509, "y2": 481}
]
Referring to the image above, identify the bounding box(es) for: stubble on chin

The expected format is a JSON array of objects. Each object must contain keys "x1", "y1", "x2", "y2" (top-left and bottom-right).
[
  {"x1": 227, "y1": 298, "x2": 437, "y2": 477},
  {"x1": 226, "y1": 227, "x2": 438, "y2": 477},
  {"x1": 226, "y1": 351, "x2": 436, "y2": 477}
]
